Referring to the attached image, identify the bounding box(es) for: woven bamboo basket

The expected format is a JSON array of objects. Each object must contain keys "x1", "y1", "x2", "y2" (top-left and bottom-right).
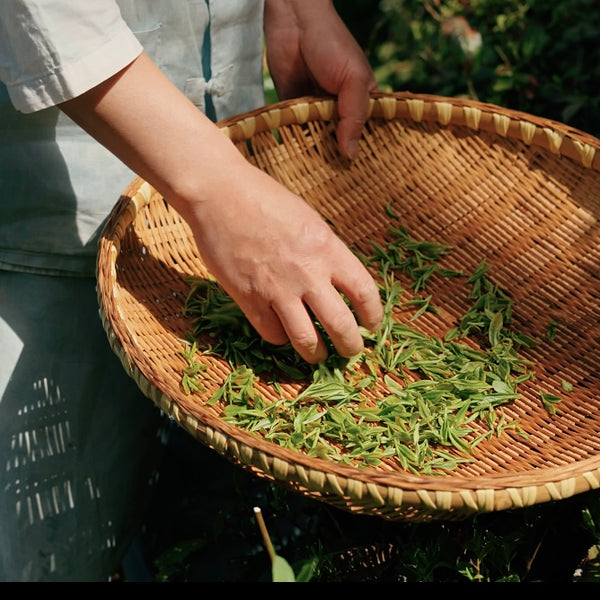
[{"x1": 97, "y1": 92, "x2": 600, "y2": 522}]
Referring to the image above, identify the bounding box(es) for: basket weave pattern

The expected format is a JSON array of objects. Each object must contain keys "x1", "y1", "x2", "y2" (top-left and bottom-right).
[{"x1": 97, "y1": 93, "x2": 600, "y2": 521}]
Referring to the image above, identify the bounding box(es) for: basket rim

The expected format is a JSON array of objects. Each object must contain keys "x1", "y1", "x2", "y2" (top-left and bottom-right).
[
  {"x1": 97, "y1": 92, "x2": 600, "y2": 519},
  {"x1": 217, "y1": 91, "x2": 600, "y2": 169}
]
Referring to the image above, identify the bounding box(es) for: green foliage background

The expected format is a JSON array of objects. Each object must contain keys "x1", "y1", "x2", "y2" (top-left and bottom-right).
[{"x1": 335, "y1": 0, "x2": 600, "y2": 136}]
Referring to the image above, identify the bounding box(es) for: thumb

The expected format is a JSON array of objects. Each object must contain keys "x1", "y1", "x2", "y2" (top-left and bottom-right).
[{"x1": 335, "y1": 80, "x2": 378, "y2": 160}]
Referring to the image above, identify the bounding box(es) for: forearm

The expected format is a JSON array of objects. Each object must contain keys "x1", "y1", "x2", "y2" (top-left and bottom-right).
[{"x1": 59, "y1": 52, "x2": 249, "y2": 223}]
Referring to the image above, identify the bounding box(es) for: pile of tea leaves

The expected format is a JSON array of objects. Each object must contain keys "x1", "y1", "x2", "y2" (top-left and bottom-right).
[{"x1": 179, "y1": 208, "x2": 548, "y2": 475}]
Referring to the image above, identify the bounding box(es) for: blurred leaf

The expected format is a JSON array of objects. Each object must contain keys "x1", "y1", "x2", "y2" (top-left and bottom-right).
[
  {"x1": 294, "y1": 558, "x2": 318, "y2": 582},
  {"x1": 273, "y1": 555, "x2": 296, "y2": 582}
]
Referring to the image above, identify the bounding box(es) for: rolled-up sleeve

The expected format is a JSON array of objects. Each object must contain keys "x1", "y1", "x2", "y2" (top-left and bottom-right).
[{"x1": 0, "y1": 0, "x2": 142, "y2": 113}]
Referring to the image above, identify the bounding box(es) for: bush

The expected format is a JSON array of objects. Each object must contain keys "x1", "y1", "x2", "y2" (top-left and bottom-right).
[{"x1": 335, "y1": 0, "x2": 600, "y2": 136}]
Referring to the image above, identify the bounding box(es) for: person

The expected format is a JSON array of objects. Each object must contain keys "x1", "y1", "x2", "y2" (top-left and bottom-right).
[{"x1": 0, "y1": 0, "x2": 384, "y2": 581}]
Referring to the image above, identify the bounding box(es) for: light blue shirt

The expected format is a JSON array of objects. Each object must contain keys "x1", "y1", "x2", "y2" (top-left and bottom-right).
[
  {"x1": 0, "y1": 0, "x2": 266, "y2": 582},
  {"x1": 0, "y1": 0, "x2": 265, "y2": 276}
]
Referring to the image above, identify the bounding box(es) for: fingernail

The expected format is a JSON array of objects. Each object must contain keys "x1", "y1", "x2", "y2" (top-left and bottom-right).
[{"x1": 346, "y1": 138, "x2": 360, "y2": 161}]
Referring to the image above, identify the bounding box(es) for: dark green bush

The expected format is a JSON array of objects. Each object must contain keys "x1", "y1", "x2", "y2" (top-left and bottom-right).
[{"x1": 335, "y1": 0, "x2": 600, "y2": 136}]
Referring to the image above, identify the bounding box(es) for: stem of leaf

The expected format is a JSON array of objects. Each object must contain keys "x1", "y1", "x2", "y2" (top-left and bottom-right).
[{"x1": 254, "y1": 506, "x2": 276, "y2": 564}]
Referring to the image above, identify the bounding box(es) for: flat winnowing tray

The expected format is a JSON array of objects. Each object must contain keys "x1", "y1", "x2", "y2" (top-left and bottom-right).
[{"x1": 97, "y1": 93, "x2": 600, "y2": 522}]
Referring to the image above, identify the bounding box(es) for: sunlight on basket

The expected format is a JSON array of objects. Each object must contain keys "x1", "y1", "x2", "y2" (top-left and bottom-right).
[{"x1": 96, "y1": 92, "x2": 600, "y2": 522}]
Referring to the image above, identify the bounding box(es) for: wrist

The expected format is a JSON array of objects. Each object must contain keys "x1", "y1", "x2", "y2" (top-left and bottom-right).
[
  {"x1": 165, "y1": 139, "x2": 253, "y2": 227},
  {"x1": 265, "y1": 0, "x2": 335, "y2": 29}
]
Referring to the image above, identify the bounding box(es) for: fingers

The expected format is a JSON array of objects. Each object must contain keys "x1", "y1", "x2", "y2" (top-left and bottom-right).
[
  {"x1": 242, "y1": 302, "x2": 290, "y2": 347},
  {"x1": 280, "y1": 272, "x2": 381, "y2": 363},
  {"x1": 301, "y1": 285, "x2": 368, "y2": 359},
  {"x1": 272, "y1": 298, "x2": 329, "y2": 364},
  {"x1": 333, "y1": 258, "x2": 384, "y2": 334},
  {"x1": 243, "y1": 290, "x2": 362, "y2": 365},
  {"x1": 335, "y1": 74, "x2": 379, "y2": 160},
  {"x1": 240, "y1": 262, "x2": 383, "y2": 365},
  {"x1": 234, "y1": 287, "x2": 332, "y2": 364}
]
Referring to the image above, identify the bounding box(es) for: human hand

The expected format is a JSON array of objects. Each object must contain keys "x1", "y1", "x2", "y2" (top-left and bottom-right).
[
  {"x1": 182, "y1": 160, "x2": 383, "y2": 364},
  {"x1": 264, "y1": 0, "x2": 379, "y2": 160}
]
